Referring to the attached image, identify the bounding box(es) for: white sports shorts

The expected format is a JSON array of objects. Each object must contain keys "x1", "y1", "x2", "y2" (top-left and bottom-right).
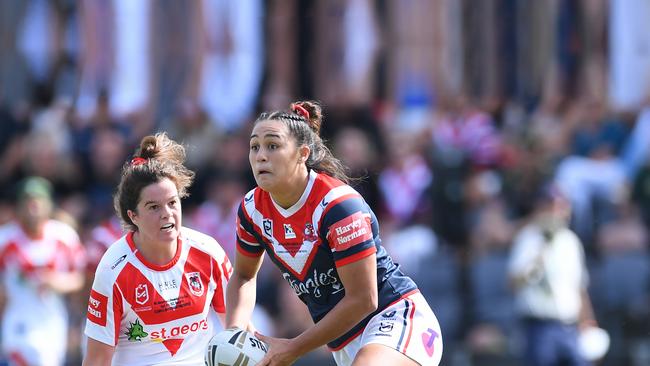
[{"x1": 332, "y1": 291, "x2": 443, "y2": 366}]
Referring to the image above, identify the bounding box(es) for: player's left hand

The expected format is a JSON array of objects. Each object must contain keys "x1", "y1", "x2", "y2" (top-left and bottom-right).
[{"x1": 254, "y1": 332, "x2": 299, "y2": 366}]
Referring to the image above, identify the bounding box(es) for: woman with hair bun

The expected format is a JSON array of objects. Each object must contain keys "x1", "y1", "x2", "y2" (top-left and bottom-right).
[
  {"x1": 83, "y1": 133, "x2": 233, "y2": 365},
  {"x1": 227, "y1": 101, "x2": 443, "y2": 365}
]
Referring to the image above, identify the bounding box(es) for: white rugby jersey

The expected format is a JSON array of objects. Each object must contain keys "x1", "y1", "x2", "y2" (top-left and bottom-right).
[
  {"x1": 0, "y1": 220, "x2": 86, "y2": 363},
  {"x1": 85, "y1": 227, "x2": 232, "y2": 365}
]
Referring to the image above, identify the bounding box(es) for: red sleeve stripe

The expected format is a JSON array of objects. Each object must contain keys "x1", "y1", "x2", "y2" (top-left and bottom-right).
[
  {"x1": 334, "y1": 246, "x2": 376, "y2": 267},
  {"x1": 211, "y1": 258, "x2": 226, "y2": 313},
  {"x1": 112, "y1": 284, "x2": 123, "y2": 346},
  {"x1": 238, "y1": 235, "x2": 259, "y2": 246},
  {"x1": 236, "y1": 242, "x2": 264, "y2": 258}
]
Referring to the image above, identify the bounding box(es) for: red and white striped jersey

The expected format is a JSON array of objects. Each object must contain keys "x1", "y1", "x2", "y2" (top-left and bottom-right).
[
  {"x1": 85, "y1": 227, "x2": 232, "y2": 365},
  {"x1": 0, "y1": 219, "x2": 86, "y2": 363},
  {"x1": 237, "y1": 171, "x2": 418, "y2": 349}
]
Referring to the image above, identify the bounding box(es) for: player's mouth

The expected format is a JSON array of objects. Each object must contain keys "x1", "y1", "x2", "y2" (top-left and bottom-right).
[
  {"x1": 257, "y1": 169, "x2": 271, "y2": 175},
  {"x1": 160, "y1": 223, "x2": 175, "y2": 232}
]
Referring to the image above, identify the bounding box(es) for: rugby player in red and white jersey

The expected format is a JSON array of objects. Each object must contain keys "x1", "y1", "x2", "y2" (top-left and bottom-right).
[
  {"x1": 0, "y1": 176, "x2": 86, "y2": 366},
  {"x1": 83, "y1": 133, "x2": 233, "y2": 366},
  {"x1": 227, "y1": 101, "x2": 443, "y2": 366}
]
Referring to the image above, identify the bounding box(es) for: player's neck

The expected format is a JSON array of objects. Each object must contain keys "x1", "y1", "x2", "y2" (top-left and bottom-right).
[
  {"x1": 132, "y1": 231, "x2": 177, "y2": 266},
  {"x1": 19, "y1": 220, "x2": 45, "y2": 240},
  {"x1": 270, "y1": 169, "x2": 309, "y2": 209}
]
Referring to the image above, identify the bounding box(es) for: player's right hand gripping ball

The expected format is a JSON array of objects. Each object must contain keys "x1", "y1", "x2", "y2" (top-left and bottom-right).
[{"x1": 205, "y1": 328, "x2": 268, "y2": 366}]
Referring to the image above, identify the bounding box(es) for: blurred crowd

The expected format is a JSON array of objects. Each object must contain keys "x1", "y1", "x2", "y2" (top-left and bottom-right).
[{"x1": 1, "y1": 0, "x2": 650, "y2": 365}]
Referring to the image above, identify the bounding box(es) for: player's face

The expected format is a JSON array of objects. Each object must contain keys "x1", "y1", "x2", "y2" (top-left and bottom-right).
[
  {"x1": 249, "y1": 120, "x2": 306, "y2": 195},
  {"x1": 16, "y1": 196, "x2": 52, "y2": 231},
  {"x1": 128, "y1": 178, "x2": 182, "y2": 245}
]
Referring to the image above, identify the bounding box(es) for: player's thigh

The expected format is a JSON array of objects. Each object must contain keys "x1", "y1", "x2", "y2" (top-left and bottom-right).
[
  {"x1": 352, "y1": 343, "x2": 419, "y2": 366},
  {"x1": 356, "y1": 292, "x2": 442, "y2": 365}
]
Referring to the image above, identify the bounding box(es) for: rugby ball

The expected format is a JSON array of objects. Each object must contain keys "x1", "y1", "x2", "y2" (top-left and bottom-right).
[
  {"x1": 578, "y1": 326, "x2": 610, "y2": 361},
  {"x1": 205, "y1": 328, "x2": 268, "y2": 366}
]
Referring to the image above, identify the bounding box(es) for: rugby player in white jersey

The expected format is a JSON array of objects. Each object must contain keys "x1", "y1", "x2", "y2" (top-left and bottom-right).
[
  {"x1": 0, "y1": 176, "x2": 86, "y2": 366},
  {"x1": 83, "y1": 133, "x2": 233, "y2": 365}
]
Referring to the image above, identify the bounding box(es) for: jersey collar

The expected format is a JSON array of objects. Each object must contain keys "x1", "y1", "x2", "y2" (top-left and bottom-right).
[{"x1": 270, "y1": 170, "x2": 317, "y2": 218}]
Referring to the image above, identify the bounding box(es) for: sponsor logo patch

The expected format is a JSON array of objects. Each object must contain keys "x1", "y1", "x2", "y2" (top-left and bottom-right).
[
  {"x1": 125, "y1": 319, "x2": 148, "y2": 341},
  {"x1": 111, "y1": 254, "x2": 127, "y2": 269},
  {"x1": 149, "y1": 319, "x2": 209, "y2": 341},
  {"x1": 327, "y1": 211, "x2": 372, "y2": 251},
  {"x1": 422, "y1": 328, "x2": 439, "y2": 357},
  {"x1": 282, "y1": 268, "x2": 343, "y2": 299},
  {"x1": 379, "y1": 321, "x2": 394, "y2": 333},
  {"x1": 87, "y1": 289, "x2": 108, "y2": 326},
  {"x1": 284, "y1": 224, "x2": 296, "y2": 239}
]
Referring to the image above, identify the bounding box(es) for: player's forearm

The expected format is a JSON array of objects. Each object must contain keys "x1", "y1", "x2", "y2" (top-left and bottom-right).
[
  {"x1": 43, "y1": 271, "x2": 85, "y2": 294},
  {"x1": 290, "y1": 292, "x2": 377, "y2": 357},
  {"x1": 225, "y1": 272, "x2": 257, "y2": 329},
  {"x1": 82, "y1": 338, "x2": 114, "y2": 366}
]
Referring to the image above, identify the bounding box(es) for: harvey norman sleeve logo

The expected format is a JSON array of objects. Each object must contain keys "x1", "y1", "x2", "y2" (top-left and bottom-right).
[
  {"x1": 327, "y1": 211, "x2": 373, "y2": 251},
  {"x1": 87, "y1": 289, "x2": 108, "y2": 326}
]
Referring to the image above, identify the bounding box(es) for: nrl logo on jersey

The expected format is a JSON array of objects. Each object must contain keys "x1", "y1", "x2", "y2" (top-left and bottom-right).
[
  {"x1": 263, "y1": 219, "x2": 273, "y2": 237},
  {"x1": 135, "y1": 283, "x2": 149, "y2": 305},
  {"x1": 185, "y1": 272, "x2": 204, "y2": 296}
]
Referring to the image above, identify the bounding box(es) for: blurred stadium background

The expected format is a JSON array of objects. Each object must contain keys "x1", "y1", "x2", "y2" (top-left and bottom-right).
[{"x1": 1, "y1": 0, "x2": 650, "y2": 365}]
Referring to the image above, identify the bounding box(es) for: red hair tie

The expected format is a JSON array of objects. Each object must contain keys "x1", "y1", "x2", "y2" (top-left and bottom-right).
[
  {"x1": 291, "y1": 104, "x2": 310, "y2": 121},
  {"x1": 130, "y1": 157, "x2": 147, "y2": 166}
]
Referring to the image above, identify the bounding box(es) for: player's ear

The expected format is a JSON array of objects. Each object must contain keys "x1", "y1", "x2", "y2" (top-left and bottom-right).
[
  {"x1": 299, "y1": 145, "x2": 310, "y2": 164},
  {"x1": 127, "y1": 209, "x2": 138, "y2": 225}
]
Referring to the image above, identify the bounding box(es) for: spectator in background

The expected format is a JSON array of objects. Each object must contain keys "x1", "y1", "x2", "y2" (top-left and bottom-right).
[
  {"x1": 187, "y1": 172, "x2": 246, "y2": 259},
  {"x1": 632, "y1": 152, "x2": 650, "y2": 231},
  {"x1": 0, "y1": 176, "x2": 86, "y2": 366},
  {"x1": 378, "y1": 127, "x2": 433, "y2": 227},
  {"x1": 508, "y1": 184, "x2": 597, "y2": 366}
]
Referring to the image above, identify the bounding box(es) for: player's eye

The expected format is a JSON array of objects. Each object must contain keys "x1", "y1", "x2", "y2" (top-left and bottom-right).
[
  {"x1": 250, "y1": 144, "x2": 259, "y2": 152},
  {"x1": 148, "y1": 204, "x2": 158, "y2": 211},
  {"x1": 268, "y1": 143, "x2": 278, "y2": 150}
]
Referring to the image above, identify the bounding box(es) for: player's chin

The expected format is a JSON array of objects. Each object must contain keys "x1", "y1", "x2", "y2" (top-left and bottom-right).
[
  {"x1": 254, "y1": 175, "x2": 276, "y2": 191},
  {"x1": 158, "y1": 227, "x2": 178, "y2": 241}
]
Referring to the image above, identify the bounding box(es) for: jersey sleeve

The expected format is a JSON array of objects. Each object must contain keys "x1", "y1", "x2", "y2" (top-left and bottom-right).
[
  {"x1": 322, "y1": 196, "x2": 377, "y2": 267},
  {"x1": 210, "y1": 241, "x2": 233, "y2": 315},
  {"x1": 236, "y1": 204, "x2": 265, "y2": 257},
  {"x1": 85, "y1": 264, "x2": 123, "y2": 346}
]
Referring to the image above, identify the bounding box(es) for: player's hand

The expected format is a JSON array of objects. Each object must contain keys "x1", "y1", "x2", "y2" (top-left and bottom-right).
[{"x1": 254, "y1": 332, "x2": 299, "y2": 366}]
